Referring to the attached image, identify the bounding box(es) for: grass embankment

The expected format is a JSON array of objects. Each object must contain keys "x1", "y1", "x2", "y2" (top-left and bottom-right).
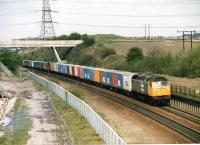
[
  {"x1": 36, "y1": 84, "x2": 104, "y2": 144},
  {"x1": 0, "y1": 97, "x2": 32, "y2": 145}
]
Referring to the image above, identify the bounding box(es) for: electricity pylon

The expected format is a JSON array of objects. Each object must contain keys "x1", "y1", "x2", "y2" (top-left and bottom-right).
[{"x1": 40, "y1": 0, "x2": 55, "y2": 39}]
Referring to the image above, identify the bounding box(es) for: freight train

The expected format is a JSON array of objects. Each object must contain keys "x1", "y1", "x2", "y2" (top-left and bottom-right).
[{"x1": 23, "y1": 60, "x2": 171, "y2": 105}]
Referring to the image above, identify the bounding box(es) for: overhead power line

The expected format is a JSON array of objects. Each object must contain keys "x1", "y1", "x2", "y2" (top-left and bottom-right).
[
  {"x1": 1, "y1": 21, "x2": 200, "y2": 29},
  {"x1": 0, "y1": 22, "x2": 38, "y2": 27},
  {"x1": 0, "y1": 10, "x2": 39, "y2": 16},
  {"x1": 58, "y1": 11, "x2": 200, "y2": 17},
  {"x1": 57, "y1": 22, "x2": 200, "y2": 29},
  {"x1": 55, "y1": 0, "x2": 200, "y2": 5}
]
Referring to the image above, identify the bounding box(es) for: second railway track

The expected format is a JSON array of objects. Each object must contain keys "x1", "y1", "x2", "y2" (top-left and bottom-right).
[{"x1": 30, "y1": 69, "x2": 200, "y2": 143}]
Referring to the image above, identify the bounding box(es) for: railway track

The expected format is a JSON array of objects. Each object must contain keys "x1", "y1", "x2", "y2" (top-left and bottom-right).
[
  {"x1": 162, "y1": 106, "x2": 200, "y2": 125},
  {"x1": 30, "y1": 69, "x2": 200, "y2": 143}
]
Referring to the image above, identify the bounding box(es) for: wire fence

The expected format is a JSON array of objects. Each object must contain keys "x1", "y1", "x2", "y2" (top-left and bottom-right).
[
  {"x1": 171, "y1": 85, "x2": 200, "y2": 98},
  {"x1": 23, "y1": 70, "x2": 126, "y2": 145}
]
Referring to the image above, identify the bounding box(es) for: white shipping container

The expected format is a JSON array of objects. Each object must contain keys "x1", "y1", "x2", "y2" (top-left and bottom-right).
[
  {"x1": 74, "y1": 65, "x2": 79, "y2": 77},
  {"x1": 122, "y1": 72, "x2": 137, "y2": 92}
]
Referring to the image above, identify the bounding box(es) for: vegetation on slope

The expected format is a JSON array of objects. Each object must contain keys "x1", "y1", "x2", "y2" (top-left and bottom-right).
[
  {"x1": 123, "y1": 47, "x2": 200, "y2": 78},
  {"x1": 23, "y1": 33, "x2": 200, "y2": 78},
  {"x1": 0, "y1": 50, "x2": 23, "y2": 74}
]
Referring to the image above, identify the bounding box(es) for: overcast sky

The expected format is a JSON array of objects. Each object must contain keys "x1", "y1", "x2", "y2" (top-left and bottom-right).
[{"x1": 0, "y1": 0, "x2": 200, "y2": 40}]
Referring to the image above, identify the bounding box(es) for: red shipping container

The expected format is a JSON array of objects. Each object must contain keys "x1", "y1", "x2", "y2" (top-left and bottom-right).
[
  {"x1": 113, "y1": 73, "x2": 118, "y2": 88},
  {"x1": 78, "y1": 67, "x2": 81, "y2": 77},
  {"x1": 44, "y1": 63, "x2": 50, "y2": 71}
]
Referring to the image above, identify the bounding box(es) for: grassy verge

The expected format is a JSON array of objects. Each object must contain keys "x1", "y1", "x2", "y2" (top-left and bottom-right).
[
  {"x1": 0, "y1": 97, "x2": 32, "y2": 145},
  {"x1": 51, "y1": 94, "x2": 103, "y2": 144},
  {"x1": 35, "y1": 83, "x2": 103, "y2": 144}
]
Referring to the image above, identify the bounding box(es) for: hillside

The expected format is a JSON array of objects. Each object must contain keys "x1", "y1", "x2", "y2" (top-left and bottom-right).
[{"x1": 23, "y1": 34, "x2": 200, "y2": 78}]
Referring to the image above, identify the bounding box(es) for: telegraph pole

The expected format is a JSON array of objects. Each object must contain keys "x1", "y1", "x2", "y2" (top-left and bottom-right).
[
  {"x1": 177, "y1": 30, "x2": 196, "y2": 51},
  {"x1": 148, "y1": 24, "x2": 151, "y2": 39},
  {"x1": 144, "y1": 24, "x2": 147, "y2": 39},
  {"x1": 177, "y1": 30, "x2": 185, "y2": 51},
  {"x1": 185, "y1": 30, "x2": 196, "y2": 50}
]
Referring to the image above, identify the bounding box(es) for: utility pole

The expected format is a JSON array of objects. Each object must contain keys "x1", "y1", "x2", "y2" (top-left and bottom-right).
[
  {"x1": 177, "y1": 30, "x2": 185, "y2": 51},
  {"x1": 185, "y1": 30, "x2": 196, "y2": 50},
  {"x1": 177, "y1": 30, "x2": 196, "y2": 51},
  {"x1": 144, "y1": 24, "x2": 147, "y2": 39},
  {"x1": 148, "y1": 24, "x2": 151, "y2": 39},
  {"x1": 40, "y1": 0, "x2": 55, "y2": 39}
]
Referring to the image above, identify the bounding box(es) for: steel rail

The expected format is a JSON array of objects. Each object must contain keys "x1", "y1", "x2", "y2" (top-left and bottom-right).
[
  {"x1": 162, "y1": 106, "x2": 200, "y2": 125},
  {"x1": 31, "y1": 69, "x2": 200, "y2": 143}
]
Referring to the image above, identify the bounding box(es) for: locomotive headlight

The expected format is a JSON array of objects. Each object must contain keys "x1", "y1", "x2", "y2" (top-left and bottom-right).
[{"x1": 152, "y1": 82, "x2": 161, "y2": 88}]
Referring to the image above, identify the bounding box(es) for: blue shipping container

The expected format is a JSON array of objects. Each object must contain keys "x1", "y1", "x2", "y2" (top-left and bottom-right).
[
  {"x1": 102, "y1": 71, "x2": 113, "y2": 86},
  {"x1": 58, "y1": 64, "x2": 67, "y2": 74},
  {"x1": 118, "y1": 74, "x2": 123, "y2": 89},
  {"x1": 88, "y1": 68, "x2": 94, "y2": 81}
]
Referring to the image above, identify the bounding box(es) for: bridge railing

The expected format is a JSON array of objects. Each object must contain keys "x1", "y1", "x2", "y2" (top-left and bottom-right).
[{"x1": 23, "y1": 71, "x2": 127, "y2": 145}]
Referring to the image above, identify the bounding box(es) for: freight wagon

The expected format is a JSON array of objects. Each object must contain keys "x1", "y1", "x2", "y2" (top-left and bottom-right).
[{"x1": 23, "y1": 60, "x2": 171, "y2": 105}]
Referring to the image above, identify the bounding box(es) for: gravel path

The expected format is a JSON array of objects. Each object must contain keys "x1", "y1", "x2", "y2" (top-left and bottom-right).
[
  {"x1": 0, "y1": 75, "x2": 72, "y2": 145},
  {"x1": 25, "y1": 82, "x2": 72, "y2": 145}
]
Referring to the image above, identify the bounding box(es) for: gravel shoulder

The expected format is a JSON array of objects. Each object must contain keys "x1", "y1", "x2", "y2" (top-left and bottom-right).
[{"x1": 38, "y1": 73, "x2": 192, "y2": 144}]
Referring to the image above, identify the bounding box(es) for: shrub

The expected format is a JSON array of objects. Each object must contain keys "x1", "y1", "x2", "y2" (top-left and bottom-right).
[
  {"x1": 126, "y1": 47, "x2": 143, "y2": 62},
  {"x1": 67, "y1": 32, "x2": 82, "y2": 40},
  {"x1": 0, "y1": 50, "x2": 23, "y2": 74},
  {"x1": 95, "y1": 44, "x2": 116, "y2": 59},
  {"x1": 82, "y1": 34, "x2": 95, "y2": 47}
]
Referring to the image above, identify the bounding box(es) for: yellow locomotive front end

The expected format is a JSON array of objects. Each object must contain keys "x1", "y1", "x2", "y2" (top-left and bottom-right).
[
  {"x1": 148, "y1": 80, "x2": 171, "y2": 104},
  {"x1": 148, "y1": 81, "x2": 171, "y2": 97}
]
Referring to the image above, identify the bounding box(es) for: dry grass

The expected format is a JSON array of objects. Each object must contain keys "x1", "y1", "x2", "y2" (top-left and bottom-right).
[{"x1": 104, "y1": 40, "x2": 200, "y2": 56}]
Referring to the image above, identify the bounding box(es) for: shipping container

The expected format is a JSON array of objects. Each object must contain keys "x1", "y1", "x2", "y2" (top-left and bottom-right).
[
  {"x1": 66, "y1": 65, "x2": 70, "y2": 75},
  {"x1": 83, "y1": 67, "x2": 88, "y2": 79},
  {"x1": 117, "y1": 74, "x2": 123, "y2": 89},
  {"x1": 74, "y1": 65, "x2": 78, "y2": 77},
  {"x1": 94, "y1": 69, "x2": 101, "y2": 83},
  {"x1": 77, "y1": 66, "x2": 81, "y2": 78},
  {"x1": 80, "y1": 66, "x2": 84, "y2": 79},
  {"x1": 72, "y1": 65, "x2": 75, "y2": 76},
  {"x1": 58, "y1": 63, "x2": 67, "y2": 74},
  {"x1": 69, "y1": 65, "x2": 73, "y2": 75},
  {"x1": 83, "y1": 67, "x2": 94, "y2": 81},
  {"x1": 102, "y1": 70, "x2": 113, "y2": 86},
  {"x1": 44, "y1": 62, "x2": 50, "y2": 71},
  {"x1": 88, "y1": 68, "x2": 94, "y2": 81},
  {"x1": 113, "y1": 73, "x2": 118, "y2": 88},
  {"x1": 50, "y1": 62, "x2": 54, "y2": 72},
  {"x1": 122, "y1": 72, "x2": 136, "y2": 92},
  {"x1": 54, "y1": 63, "x2": 58, "y2": 72}
]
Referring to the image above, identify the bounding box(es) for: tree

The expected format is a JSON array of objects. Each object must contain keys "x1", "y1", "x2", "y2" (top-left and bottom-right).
[
  {"x1": 0, "y1": 50, "x2": 23, "y2": 74},
  {"x1": 126, "y1": 47, "x2": 143, "y2": 62},
  {"x1": 81, "y1": 34, "x2": 95, "y2": 46},
  {"x1": 67, "y1": 32, "x2": 82, "y2": 40}
]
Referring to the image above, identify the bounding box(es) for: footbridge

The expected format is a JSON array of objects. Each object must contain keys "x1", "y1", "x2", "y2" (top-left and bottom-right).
[
  {"x1": 0, "y1": 40, "x2": 83, "y2": 62},
  {"x1": 0, "y1": 40, "x2": 83, "y2": 48}
]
